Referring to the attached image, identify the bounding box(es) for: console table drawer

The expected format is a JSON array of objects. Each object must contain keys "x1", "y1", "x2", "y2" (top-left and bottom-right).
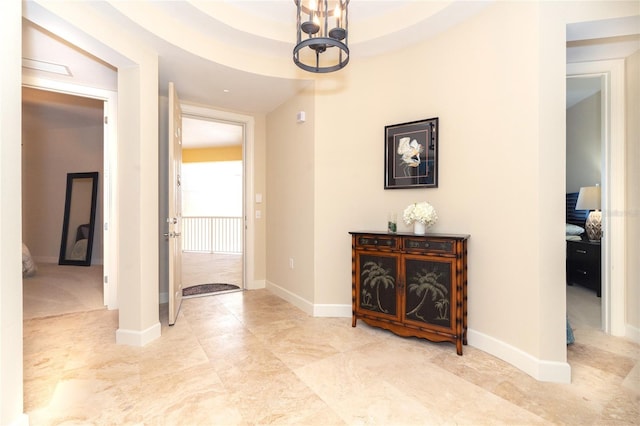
[
  {"x1": 355, "y1": 235, "x2": 399, "y2": 250},
  {"x1": 404, "y1": 237, "x2": 454, "y2": 254}
]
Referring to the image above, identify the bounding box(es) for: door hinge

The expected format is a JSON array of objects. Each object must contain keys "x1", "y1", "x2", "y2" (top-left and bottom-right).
[
  {"x1": 104, "y1": 276, "x2": 108, "y2": 284},
  {"x1": 104, "y1": 222, "x2": 108, "y2": 231},
  {"x1": 104, "y1": 116, "x2": 108, "y2": 124}
]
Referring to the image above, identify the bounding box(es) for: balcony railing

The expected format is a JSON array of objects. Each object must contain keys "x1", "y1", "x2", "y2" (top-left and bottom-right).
[{"x1": 182, "y1": 216, "x2": 243, "y2": 254}]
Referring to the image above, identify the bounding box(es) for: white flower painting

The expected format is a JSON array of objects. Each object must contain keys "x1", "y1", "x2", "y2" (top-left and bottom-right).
[{"x1": 396, "y1": 137, "x2": 424, "y2": 176}]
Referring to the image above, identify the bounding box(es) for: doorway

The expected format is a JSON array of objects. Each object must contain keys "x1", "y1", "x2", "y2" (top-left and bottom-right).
[
  {"x1": 21, "y1": 87, "x2": 106, "y2": 318},
  {"x1": 181, "y1": 117, "x2": 245, "y2": 295},
  {"x1": 566, "y1": 60, "x2": 626, "y2": 337},
  {"x1": 565, "y1": 14, "x2": 634, "y2": 338},
  {"x1": 21, "y1": 78, "x2": 119, "y2": 310},
  {"x1": 565, "y1": 75, "x2": 603, "y2": 330}
]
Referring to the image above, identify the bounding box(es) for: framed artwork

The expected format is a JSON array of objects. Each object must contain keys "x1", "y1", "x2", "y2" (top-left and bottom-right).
[{"x1": 384, "y1": 117, "x2": 438, "y2": 189}]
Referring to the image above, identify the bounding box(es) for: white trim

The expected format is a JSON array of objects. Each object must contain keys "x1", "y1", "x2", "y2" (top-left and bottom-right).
[
  {"x1": 313, "y1": 303, "x2": 351, "y2": 317},
  {"x1": 626, "y1": 324, "x2": 640, "y2": 344},
  {"x1": 246, "y1": 278, "x2": 266, "y2": 290},
  {"x1": 265, "y1": 280, "x2": 352, "y2": 317},
  {"x1": 180, "y1": 103, "x2": 256, "y2": 295},
  {"x1": 265, "y1": 280, "x2": 314, "y2": 316},
  {"x1": 467, "y1": 329, "x2": 572, "y2": 384},
  {"x1": 567, "y1": 59, "x2": 626, "y2": 337},
  {"x1": 21, "y1": 76, "x2": 119, "y2": 311},
  {"x1": 116, "y1": 322, "x2": 161, "y2": 346}
]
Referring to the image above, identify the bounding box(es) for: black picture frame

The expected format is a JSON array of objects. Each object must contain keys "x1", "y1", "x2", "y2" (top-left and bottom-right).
[{"x1": 384, "y1": 117, "x2": 438, "y2": 189}]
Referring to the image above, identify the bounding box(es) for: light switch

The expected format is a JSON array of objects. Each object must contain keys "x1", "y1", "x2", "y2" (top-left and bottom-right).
[
  {"x1": 255, "y1": 210, "x2": 261, "y2": 219},
  {"x1": 255, "y1": 193, "x2": 263, "y2": 203}
]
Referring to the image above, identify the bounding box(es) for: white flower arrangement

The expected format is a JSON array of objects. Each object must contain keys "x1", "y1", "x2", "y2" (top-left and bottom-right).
[{"x1": 403, "y1": 201, "x2": 438, "y2": 227}]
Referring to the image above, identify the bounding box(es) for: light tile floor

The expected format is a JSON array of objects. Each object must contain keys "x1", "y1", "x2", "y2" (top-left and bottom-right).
[
  {"x1": 23, "y1": 288, "x2": 639, "y2": 425},
  {"x1": 22, "y1": 262, "x2": 104, "y2": 319},
  {"x1": 182, "y1": 252, "x2": 243, "y2": 289}
]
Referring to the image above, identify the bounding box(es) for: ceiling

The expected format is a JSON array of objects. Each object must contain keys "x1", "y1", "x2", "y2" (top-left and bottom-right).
[{"x1": 21, "y1": 2, "x2": 639, "y2": 146}]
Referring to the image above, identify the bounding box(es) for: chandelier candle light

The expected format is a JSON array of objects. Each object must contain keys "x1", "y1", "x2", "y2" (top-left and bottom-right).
[
  {"x1": 403, "y1": 202, "x2": 438, "y2": 235},
  {"x1": 294, "y1": 0, "x2": 349, "y2": 73}
]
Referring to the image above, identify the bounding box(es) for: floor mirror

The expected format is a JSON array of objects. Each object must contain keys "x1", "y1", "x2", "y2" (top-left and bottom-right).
[{"x1": 58, "y1": 172, "x2": 99, "y2": 266}]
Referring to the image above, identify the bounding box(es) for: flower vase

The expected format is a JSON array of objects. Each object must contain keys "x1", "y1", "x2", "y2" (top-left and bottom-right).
[{"x1": 413, "y1": 221, "x2": 426, "y2": 235}]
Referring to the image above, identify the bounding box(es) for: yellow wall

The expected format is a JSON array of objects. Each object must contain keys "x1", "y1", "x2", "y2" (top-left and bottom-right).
[{"x1": 182, "y1": 145, "x2": 242, "y2": 163}]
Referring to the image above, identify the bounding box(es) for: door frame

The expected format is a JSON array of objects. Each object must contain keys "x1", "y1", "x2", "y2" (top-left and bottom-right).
[
  {"x1": 22, "y1": 75, "x2": 119, "y2": 310},
  {"x1": 181, "y1": 103, "x2": 256, "y2": 290},
  {"x1": 567, "y1": 59, "x2": 626, "y2": 336}
]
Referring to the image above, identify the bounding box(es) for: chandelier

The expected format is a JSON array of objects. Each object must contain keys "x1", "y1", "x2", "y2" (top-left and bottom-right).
[{"x1": 293, "y1": 0, "x2": 349, "y2": 73}]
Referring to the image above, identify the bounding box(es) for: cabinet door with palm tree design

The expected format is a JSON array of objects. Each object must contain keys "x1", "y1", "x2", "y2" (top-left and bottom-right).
[
  {"x1": 403, "y1": 256, "x2": 455, "y2": 331},
  {"x1": 355, "y1": 252, "x2": 399, "y2": 319}
]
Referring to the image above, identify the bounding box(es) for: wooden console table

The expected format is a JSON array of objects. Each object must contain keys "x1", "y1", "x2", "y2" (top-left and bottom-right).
[{"x1": 350, "y1": 231, "x2": 469, "y2": 355}]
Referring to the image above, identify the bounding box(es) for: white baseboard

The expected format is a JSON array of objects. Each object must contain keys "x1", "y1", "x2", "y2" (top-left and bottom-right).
[
  {"x1": 467, "y1": 329, "x2": 571, "y2": 384},
  {"x1": 313, "y1": 303, "x2": 351, "y2": 317},
  {"x1": 626, "y1": 323, "x2": 640, "y2": 344},
  {"x1": 265, "y1": 280, "x2": 352, "y2": 318},
  {"x1": 265, "y1": 280, "x2": 314, "y2": 315},
  {"x1": 116, "y1": 322, "x2": 161, "y2": 346},
  {"x1": 246, "y1": 279, "x2": 266, "y2": 290}
]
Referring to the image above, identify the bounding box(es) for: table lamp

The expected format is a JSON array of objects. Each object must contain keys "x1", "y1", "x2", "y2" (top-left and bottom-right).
[{"x1": 576, "y1": 184, "x2": 601, "y2": 241}]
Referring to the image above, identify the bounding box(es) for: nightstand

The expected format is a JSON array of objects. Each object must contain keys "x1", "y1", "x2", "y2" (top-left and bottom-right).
[{"x1": 566, "y1": 240, "x2": 601, "y2": 297}]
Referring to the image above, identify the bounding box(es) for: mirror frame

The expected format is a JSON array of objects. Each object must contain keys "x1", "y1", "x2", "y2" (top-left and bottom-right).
[{"x1": 58, "y1": 172, "x2": 99, "y2": 266}]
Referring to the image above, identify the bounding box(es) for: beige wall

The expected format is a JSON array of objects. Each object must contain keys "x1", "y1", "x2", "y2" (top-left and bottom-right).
[
  {"x1": 22, "y1": 89, "x2": 104, "y2": 264},
  {"x1": 566, "y1": 93, "x2": 602, "y2": 193},
  {"x1": 266, "y1": 84, "x2": 316, "y2": 303},
  {"x1": 265, "y1": 1, "x2": 639, "y2": 380},
  {"x1": 314, "y1": 0, "x2": 549, "y2": 355},
  {"x1": 626, "y1": 50, "x2": 640, "y2": 333}
]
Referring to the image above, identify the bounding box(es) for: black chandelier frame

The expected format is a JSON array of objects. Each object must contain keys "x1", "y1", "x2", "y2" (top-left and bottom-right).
[{"x1": 293, "y1": 0, "x2": 350, "y2": 73}]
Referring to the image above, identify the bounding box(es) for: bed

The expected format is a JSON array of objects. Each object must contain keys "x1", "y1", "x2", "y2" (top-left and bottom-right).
[
  {"x1": 566, "y1": 192, "x2": 588, "y2": 241},
  {"x1": 22, "y1": 243, "x2": 37, "y2": 277}
]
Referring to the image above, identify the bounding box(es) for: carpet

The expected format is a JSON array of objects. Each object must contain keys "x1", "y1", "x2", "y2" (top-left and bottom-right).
[{"x1": 183, "y1": 283, "x2": 240, "y2": 297}]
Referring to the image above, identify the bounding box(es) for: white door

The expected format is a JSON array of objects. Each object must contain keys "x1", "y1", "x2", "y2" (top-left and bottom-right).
[{"x1": 168, "y1": 82, "x2": 183, "y2": 325}]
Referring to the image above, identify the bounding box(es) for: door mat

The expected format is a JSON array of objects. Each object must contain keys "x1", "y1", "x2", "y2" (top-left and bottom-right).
[{"x1": 183, "y1": 283, "x2": 240, "y2": 297}]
